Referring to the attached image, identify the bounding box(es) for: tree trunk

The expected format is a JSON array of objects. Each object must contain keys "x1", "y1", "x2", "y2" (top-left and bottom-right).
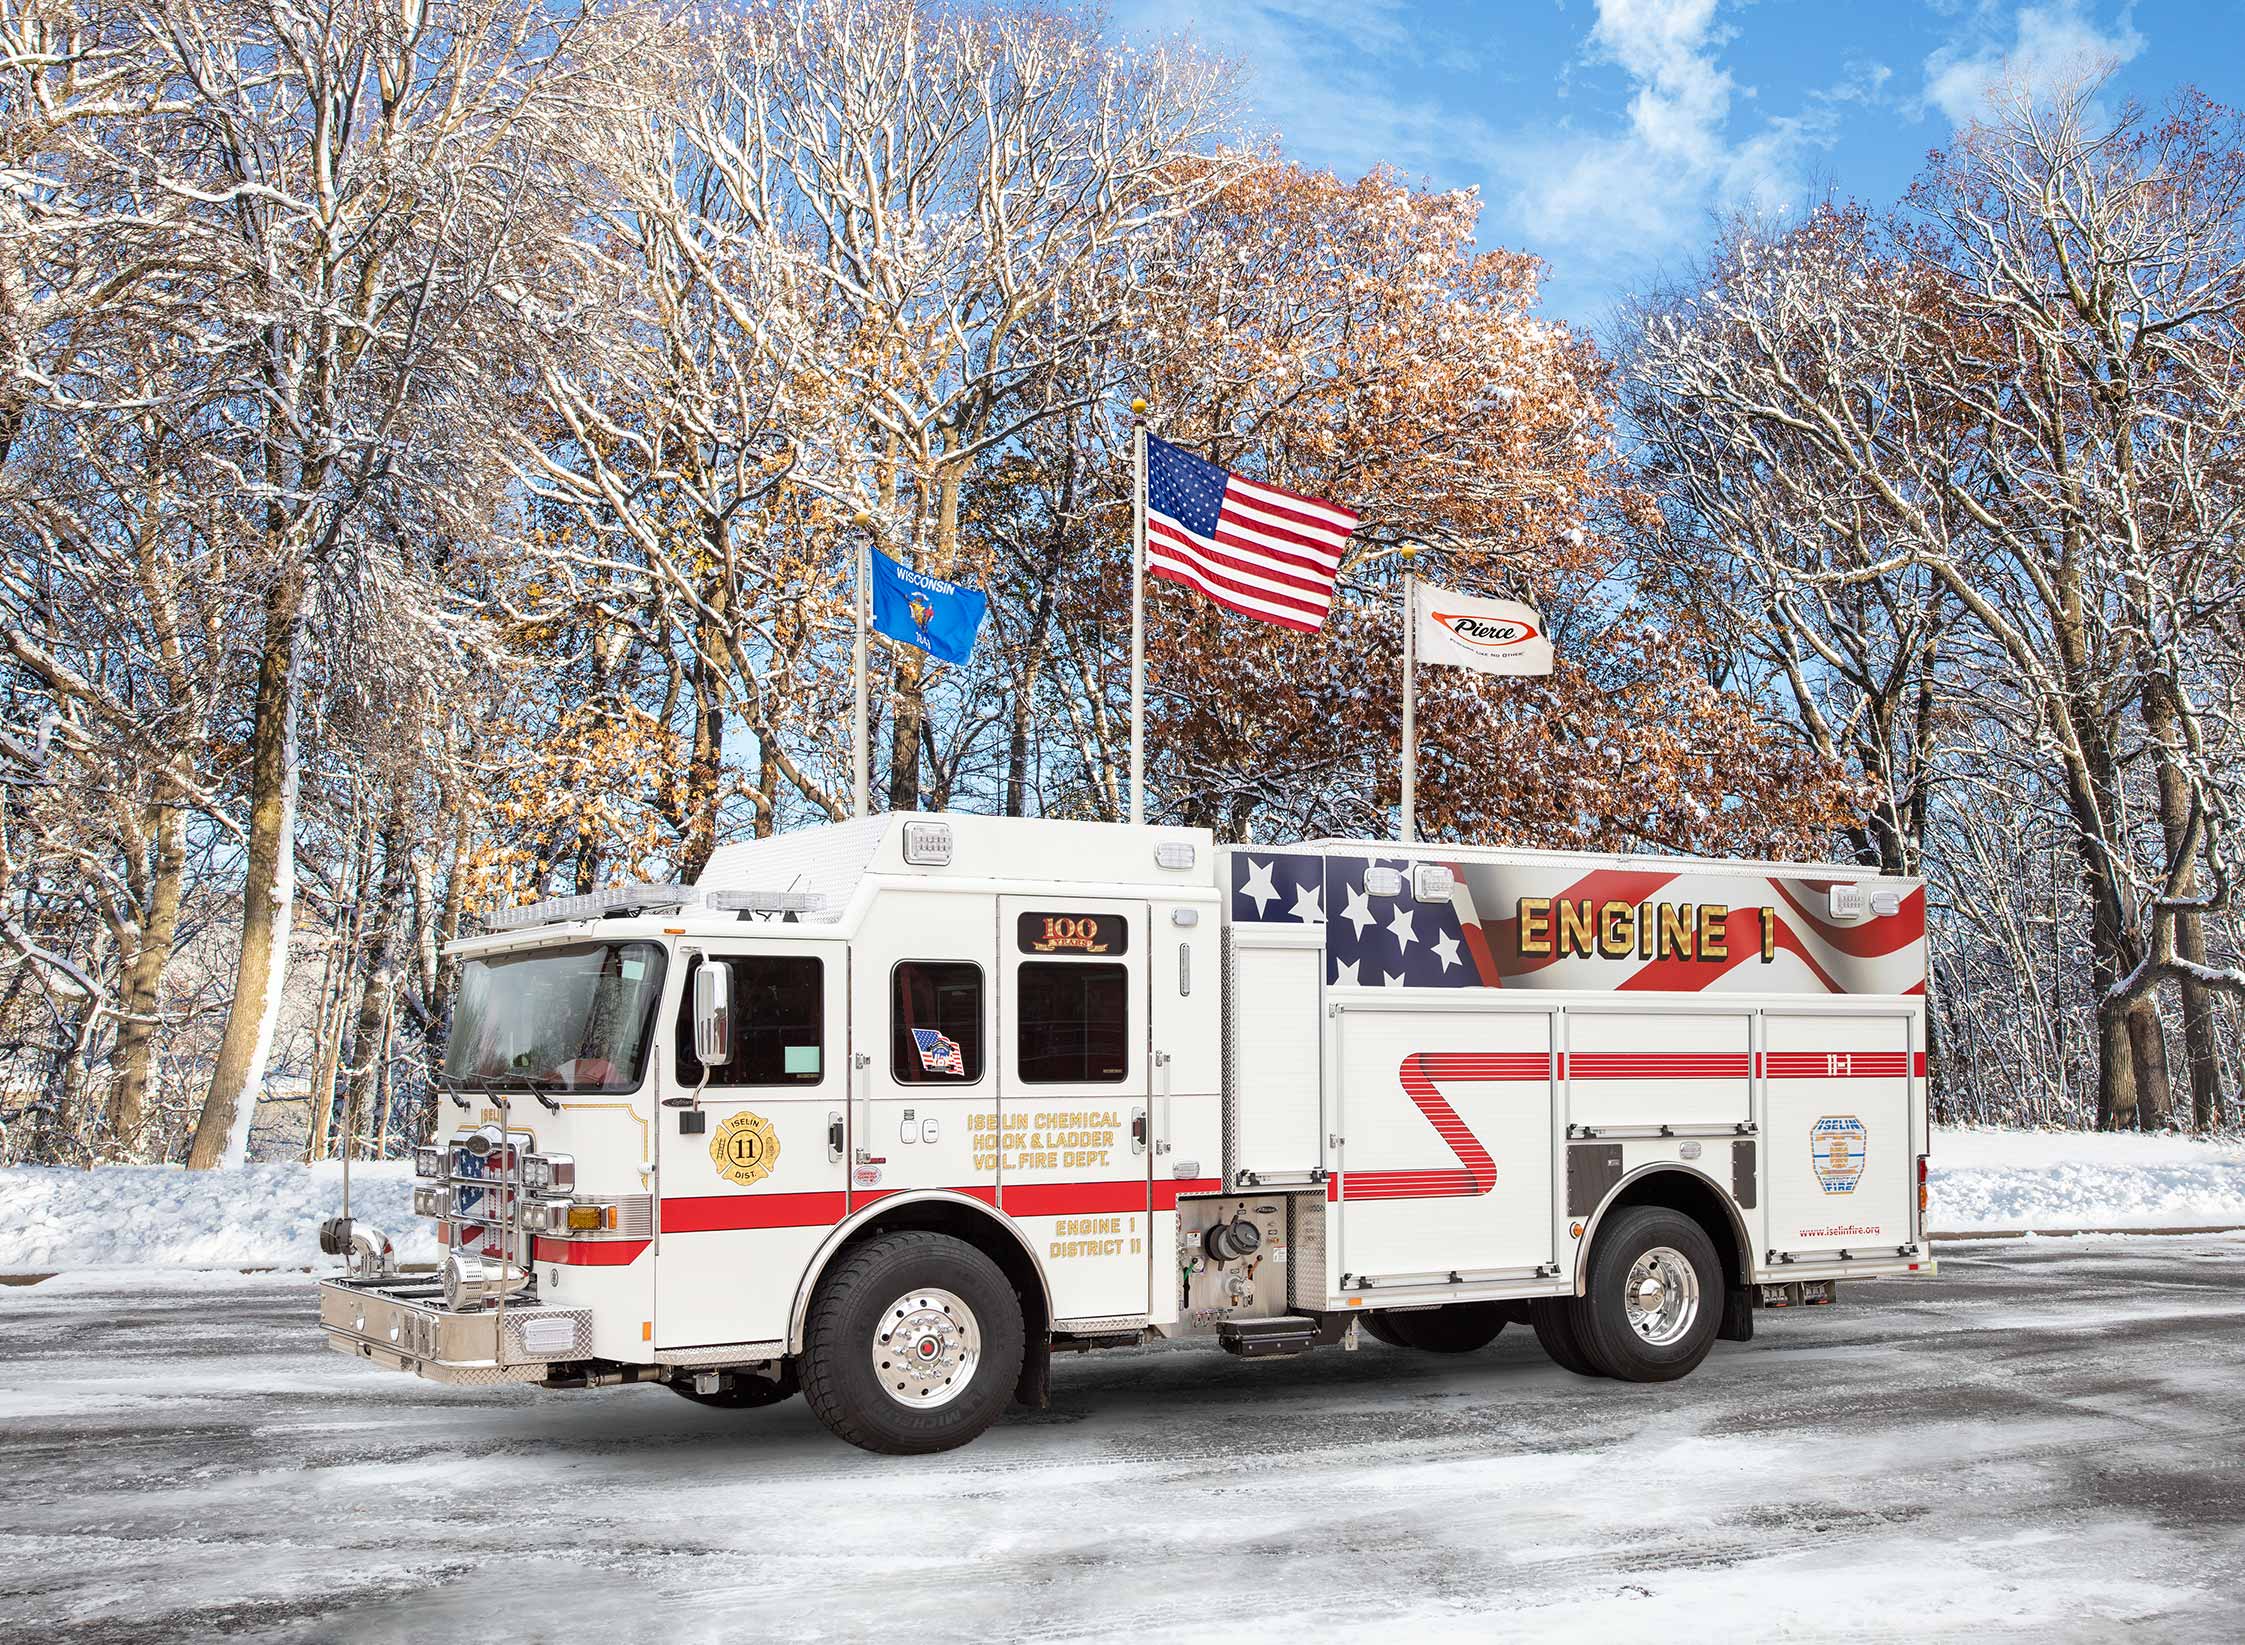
[
  {"x1": 2125, "y1": 1000, "x2": 2174, "y2": 1131},
  {"x1": 108, "y1": 800, "x2": 185, "y2": 1152},
  {"x1": 187, "y1": 571, "x2": 307, "y2": 1169},
  {"x1": 678, "y1": 543, "x2": 731, "y2": 880},
  {"x1": 343, "y1": 807, "x2": 408, "y2": 1162},
  {"x1": 306, "y1": 806, "x2": 373, "y2": 1163},
  {"x1": 2094, "y1": 993, "x2": 2136, "y2": 1131},
  {"x1": 887, "y1": 644, "x2": 926, "y2": 812},
  {"x1": 2143, "y1": 671, "x2": 2227, "y2": 1130}
]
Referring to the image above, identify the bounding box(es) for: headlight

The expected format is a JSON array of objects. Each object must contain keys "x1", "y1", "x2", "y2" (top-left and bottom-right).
[
  {"x1": 413, "y1": 1144, "x2": 444, "y2": 1180},
  {"x1": 412, "y1": 1185, "x2": 445, "y2": 1218},
  {"x1": 521, "y1": 1152, "x2": 575, "y2": 1192}
]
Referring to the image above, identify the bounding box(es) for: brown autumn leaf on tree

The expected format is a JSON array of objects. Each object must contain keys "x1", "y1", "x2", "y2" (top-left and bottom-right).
[{"x1": 1037, "y1": 160, "x2": 1856, "y2": 852}]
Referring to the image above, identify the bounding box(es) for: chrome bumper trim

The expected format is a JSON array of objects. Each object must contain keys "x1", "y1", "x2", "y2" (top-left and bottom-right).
[{"x1": 318, "y1": 1276, "x2": 593, "y2": 1385}]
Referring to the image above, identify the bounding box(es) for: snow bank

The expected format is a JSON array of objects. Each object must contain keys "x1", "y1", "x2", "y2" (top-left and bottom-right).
[
  {"x1": 0, "y1": 1162, "x2": 442, "y2": 1272},
  {"x1": 3, "y1": 1128, "x2": 2241, "y2": 1271},
  {"x1": 1930, "y1": 1125, "x2": 2245, "y2": 1232}
]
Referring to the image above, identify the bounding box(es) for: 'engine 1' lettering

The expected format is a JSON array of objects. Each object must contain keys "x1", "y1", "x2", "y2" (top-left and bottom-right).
[{"x1": 1514, "y1": 898, "x2": 1778, "y2": 964}]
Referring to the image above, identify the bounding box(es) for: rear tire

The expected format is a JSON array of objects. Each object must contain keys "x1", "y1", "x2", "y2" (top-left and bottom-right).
[
  {"x1": 669, "y1": 1363, "x2": 800, "y2": 1408},
  {"x1": 1530, "y1": 1296, "x2": 1605, "y2": 1377},
  {"x1": 1384, "y1": 1302, "x2": 1507, "y2": 1353},
  {"x1": 1573, "y1": 1205, "x2": 1724, "y2": 1383},
  {"x1": 800, "y1": 1231, "x2": 1024, "y2": 1455}
]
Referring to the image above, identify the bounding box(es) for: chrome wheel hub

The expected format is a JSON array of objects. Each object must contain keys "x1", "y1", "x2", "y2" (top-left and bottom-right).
[
  {"x1": 1624, "y1": 1246, "x2": 1700, "y2": 1346},
  {"x1": 872, "y1": 1287, "x2": 981, "y2": 1409}
]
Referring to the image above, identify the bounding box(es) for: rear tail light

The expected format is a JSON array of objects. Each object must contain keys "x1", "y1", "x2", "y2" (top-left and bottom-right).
[{"x1": 1918, "y1": 1154, "x2": 1929, "y2": 1216}]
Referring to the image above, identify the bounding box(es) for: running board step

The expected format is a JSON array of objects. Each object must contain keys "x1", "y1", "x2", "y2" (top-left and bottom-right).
[{"x1": 1217, "y1": 1315, "x2": 1322, "y2": 1359}]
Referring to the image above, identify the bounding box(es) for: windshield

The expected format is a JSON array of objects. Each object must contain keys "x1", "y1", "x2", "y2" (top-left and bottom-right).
[{"x1": 443, "y1": 941, "x2": 668, "y2": 1092}]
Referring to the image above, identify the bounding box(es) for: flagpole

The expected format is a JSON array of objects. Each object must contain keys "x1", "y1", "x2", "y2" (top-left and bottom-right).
[
  {"x1": 1129, "y1": 398, "x2": 1148, "y2": 827},
  {"x1": 1400, "y1": 542, "x2": 1418, "y2": 843},
  {"x1": 850, "y1": 510, "x2": 870, "y2": 818}
]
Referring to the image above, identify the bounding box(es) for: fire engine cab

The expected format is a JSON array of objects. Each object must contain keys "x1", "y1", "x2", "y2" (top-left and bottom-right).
[{"x1": 318, "y1": 814, "x2": 1933, "y2": 1453}]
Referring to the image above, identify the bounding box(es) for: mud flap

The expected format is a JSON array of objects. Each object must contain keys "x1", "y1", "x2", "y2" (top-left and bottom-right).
[
  {"x1": 1718, "y1": 1280, "x2": 1754, "y2": 1343},
  {"x1": 1014, "y1": 1336, "x2": 1052, "y2": 1409}
]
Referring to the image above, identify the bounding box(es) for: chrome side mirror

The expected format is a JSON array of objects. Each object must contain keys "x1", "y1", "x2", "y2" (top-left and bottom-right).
[{"x1": 693, "y1": 961, "x2": 732, "y2": 1067}]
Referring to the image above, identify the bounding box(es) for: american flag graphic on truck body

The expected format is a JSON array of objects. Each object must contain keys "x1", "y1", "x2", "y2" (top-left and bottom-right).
[
  {"x1": 1223, "y1": 846, "x2": 1925, "y2": 998},
  {"x1": 1143, "y1": 434, "x2": 1357, "y2": 632}
]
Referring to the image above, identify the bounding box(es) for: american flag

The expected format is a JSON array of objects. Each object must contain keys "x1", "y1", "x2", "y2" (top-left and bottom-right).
[
  {"x1": 912, "y1": 1027, "x2": 965, "y2": 1076},
  {"x1": 1144, "y1": 434, "x2": 1357, "y2": 633}
]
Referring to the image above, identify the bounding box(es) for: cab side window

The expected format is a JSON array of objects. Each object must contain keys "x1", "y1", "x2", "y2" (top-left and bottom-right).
[
  {"x1": 675, "y1": 954, "x2": 824, "y2": 1086},
  {"x1": 892, "y1": 961, "x2": 984, "y2": 1083},
  {"x1": 1016, "y1": 963, "x2": 1129, "y2": 1083}
]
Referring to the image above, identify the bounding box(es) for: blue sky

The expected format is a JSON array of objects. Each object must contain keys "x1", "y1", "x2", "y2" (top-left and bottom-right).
[{"x1": 1111, "y1": 1, "x2": 2242, "y2": 333}]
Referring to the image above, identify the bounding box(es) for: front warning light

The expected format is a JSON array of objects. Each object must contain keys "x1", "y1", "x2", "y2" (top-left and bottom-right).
[{"x1": 566, "y1": 1205, "x2": 605, "y2": 1232}]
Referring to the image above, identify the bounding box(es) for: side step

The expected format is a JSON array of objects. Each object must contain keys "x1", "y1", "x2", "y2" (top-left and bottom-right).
[{"x1": 1217, "y1": 1315, "x2": 1323, "y2": 1359}]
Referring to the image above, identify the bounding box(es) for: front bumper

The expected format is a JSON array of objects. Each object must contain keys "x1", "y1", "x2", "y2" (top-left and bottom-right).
[{"x1": 319, "y1": 1275, "x2": 592, "y2": 1386}]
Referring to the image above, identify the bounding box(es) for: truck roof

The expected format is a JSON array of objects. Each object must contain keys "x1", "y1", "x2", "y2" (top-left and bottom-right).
[{"x1": 446, "y1": 814, "x2": 1915, "y2": 955}]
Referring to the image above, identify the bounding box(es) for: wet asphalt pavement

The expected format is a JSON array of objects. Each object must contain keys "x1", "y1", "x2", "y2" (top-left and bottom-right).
[{"x1": 2, "y1": 1235, "x2": 2242, "y2": 1643}]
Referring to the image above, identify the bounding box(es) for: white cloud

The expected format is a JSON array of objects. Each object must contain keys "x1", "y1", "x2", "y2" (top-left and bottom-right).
[
  {"x1": 1502, "y1": 0, "x2": 1865, "y2": 271},
  {"x1": 1921, "y1": 2, "x2": 2146, "y2": 126},
  {"x1": 1113, "y1": 0, "x2": 1495, "y2": 181}
]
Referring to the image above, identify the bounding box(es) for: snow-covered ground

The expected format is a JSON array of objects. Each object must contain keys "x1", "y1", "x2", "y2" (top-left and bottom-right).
[
  {"x1": 1930, "y1": 1127, "x2": 2245, "y2": 1232},
  {"x1": 0, "y1": 1161, "x2": 438, "y2": 1272},
  {"x1": 2, "y1": 1127, "x2": 2241, "y2": 1272},
  {"x1": 2, "y1": 1238, "x2": 2240, "y2": 1642}
]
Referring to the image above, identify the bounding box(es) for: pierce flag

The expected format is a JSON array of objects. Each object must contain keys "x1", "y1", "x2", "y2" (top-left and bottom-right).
[{"x1": 1413, "y1": 582, "x2": 1553, "y2": 676}]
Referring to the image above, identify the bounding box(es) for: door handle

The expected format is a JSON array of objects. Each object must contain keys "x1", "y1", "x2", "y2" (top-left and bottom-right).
[
  {"x1": 852, "y1": 1053, "x2": 874, "y2": 1164},
  {"x1": 1130, "y1": 1107, "x2": 1148, "y2": 1155},
  {"x1": 828, "y1": 1112, "x2": 844, "y2": 1162}
]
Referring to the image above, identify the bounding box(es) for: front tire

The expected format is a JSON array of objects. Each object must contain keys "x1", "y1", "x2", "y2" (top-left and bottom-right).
[
  {"x1": 800, "y1": 1231, "x2": 1024, "y2": 1455},
  {"x1": 1573, "y1": 1205, "x2": 1723, "y2": 1383}
]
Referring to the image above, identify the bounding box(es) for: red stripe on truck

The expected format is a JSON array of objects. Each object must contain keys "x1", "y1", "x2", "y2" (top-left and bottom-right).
[
  {"x1": 662, "y1": 1191, "x2": 849, "y2": 1232},
  {"x1": 533, "y1": 1237, "x2": 651, "y2": 1266}
]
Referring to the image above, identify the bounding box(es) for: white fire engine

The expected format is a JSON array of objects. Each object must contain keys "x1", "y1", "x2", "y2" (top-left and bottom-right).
[{"x1": 319, "y1": 814, "x2": 1933, "y2": 1453}]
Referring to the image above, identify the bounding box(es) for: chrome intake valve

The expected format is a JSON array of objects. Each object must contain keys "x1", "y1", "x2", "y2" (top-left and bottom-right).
[{"x1": 1203, "y1": 1217, "x2": 1263, "y2": 1264}]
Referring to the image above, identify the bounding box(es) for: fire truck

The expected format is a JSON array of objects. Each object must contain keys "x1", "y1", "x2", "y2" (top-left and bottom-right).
[{"x1": 318, "y1": 814, "x2": 1933, "y2": 1453}]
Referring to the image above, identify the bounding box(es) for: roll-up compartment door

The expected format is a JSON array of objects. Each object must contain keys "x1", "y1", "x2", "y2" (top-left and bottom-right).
[{"x1": 1223, "y1": 927, "x2": 1325, "y2": 1188}]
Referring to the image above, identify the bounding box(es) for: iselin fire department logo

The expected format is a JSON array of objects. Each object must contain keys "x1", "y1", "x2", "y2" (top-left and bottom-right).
[
  {"x1": 710, "y1": 1110, "x2": 780, "y2": 1188},
  {"x1": 1431, "y1": 610, "x2": 1542, "y2": 652},
  {"x1": 1810, "y1": 1114, "x2": 1867, "y2": 1194}
]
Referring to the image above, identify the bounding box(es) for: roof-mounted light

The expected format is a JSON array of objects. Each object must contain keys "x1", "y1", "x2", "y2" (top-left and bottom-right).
[
  {"x1": 483, "y1": 883, "x2": 693, "y2": 932},
  {"x1": 1410, "y1": 864, "x2": 1456, "y2": 903},
  {"x1": 702, "y1": 889, "x2": 830, "y2": 916},
  {"x1": 902, "y1": 820, "x2": 953, "y2": 866}
]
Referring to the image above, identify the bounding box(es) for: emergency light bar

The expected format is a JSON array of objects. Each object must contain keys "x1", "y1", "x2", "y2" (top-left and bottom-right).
[
  {"x1": 483, "y1": 883, "x2": 693, "y2": 931},
  {"x1": 479, "y1": 883, "x2": 831, "y2": 932}
]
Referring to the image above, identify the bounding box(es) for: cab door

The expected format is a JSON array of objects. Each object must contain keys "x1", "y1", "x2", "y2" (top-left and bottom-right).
[
  {"x1": 654, "y1": 938, "x2": 846, "y2": 1352},
  {"x1": 849, "y1": 890, "x2": 999, "y2": 1212},
  {"x1": 998, "y1": 898, "x2": 1151, "y2": 1322}
]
